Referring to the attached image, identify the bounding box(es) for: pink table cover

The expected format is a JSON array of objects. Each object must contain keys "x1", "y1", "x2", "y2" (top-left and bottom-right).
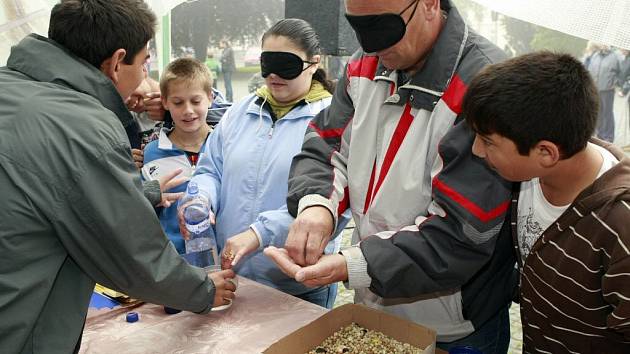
[{"x1": 79, "y1": 276, "x2": 327, "y2": 353}]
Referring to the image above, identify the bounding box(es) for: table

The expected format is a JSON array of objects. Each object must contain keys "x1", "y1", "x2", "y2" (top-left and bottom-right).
[
  {"x1": 80, "y1": 277, "x2": 446, "y2": 354},
  {"x1": 80, "y1": 276, "x2": 327, "y2": 353}
]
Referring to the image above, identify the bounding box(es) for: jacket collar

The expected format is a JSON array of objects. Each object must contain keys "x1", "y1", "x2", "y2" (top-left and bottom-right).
[
  {"x1": 157, "y1": 127, "x2": 209, "y2": 152},
  {"x1": 157, "y1": 127, "x2": 175, "y2": 150},
  {"x1": 6, "y1": 34, "x2": 135, "y2": 129},
  {"x1": 245, "y1": 94, "x2": 330, "y2": 121},
  {"x1": 374, "y1": 0, "x2": 469, "y2": 111}
]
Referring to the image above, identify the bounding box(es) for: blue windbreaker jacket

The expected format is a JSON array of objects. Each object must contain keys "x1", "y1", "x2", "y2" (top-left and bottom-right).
[{"x1": 191, "y1": 93, "x2": 346, "y2": 295}]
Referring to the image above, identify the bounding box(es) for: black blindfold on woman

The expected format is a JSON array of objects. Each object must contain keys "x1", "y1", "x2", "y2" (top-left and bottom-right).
[{"x1": 260, "y1": 51, "x2": 318, "y2": 80}]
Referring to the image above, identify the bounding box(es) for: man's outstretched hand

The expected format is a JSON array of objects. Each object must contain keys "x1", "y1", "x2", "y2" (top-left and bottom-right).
[{"x1": 264, "y1": 246, "x2": 348, "y2": 288}]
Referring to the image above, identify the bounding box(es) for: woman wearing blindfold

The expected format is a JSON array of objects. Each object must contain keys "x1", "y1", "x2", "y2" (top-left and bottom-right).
[{"x1": 183, "y1": 18, "x2": 347, "y2": 309}]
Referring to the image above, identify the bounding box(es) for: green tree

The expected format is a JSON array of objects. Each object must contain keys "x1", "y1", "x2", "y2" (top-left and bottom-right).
[
  {"x1": 530, "y1": 27, "x2": 588, "y2": 58},
  {"x1": 171, "y1": 0, "x2": 284, "y2": 59}
]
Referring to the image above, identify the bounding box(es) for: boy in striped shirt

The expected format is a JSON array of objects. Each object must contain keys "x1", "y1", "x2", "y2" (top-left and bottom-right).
[{"x1": 463, "y1": 51, "x2": 630, "y2": 353}]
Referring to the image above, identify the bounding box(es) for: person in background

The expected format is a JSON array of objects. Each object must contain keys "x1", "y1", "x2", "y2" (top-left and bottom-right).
[
  {"x1": 464, "y1": 51, "x2": 630, "y2": 353},
  {"x1": 205, "y1": 49, "x2": 220, "y2": 89},
  {"x1": 180, "y1": 19, "x2": 348, "y2": 309},
  {"x1": 219, "y1": 39, "x2": 236, "y2": 102},
  {"x1": 142, "y1": 57, "x2": 213, "y2": 255},
  {"x1": 127, "y1": 76, "x2": 165, "y2": 169},
  {"x1": 266, "y1": 0, "x2": 514, "y2": 352},
  {"x1": 584, "y1": 42, "x2": 620, "y2": 143},
  {"x1": 619, "y1": 49, "x2": 630, "y2": 132},
  {"x1": 0, "y1": 1, "x2": 235, "y2": 353}
]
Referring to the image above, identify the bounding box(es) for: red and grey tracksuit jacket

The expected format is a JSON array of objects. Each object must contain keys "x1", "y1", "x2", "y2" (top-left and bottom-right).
[{"x1": 287, "y1": 1, "x2": 516, "y2": 342}]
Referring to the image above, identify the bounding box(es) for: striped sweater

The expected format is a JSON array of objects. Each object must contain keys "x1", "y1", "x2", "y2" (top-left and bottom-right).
[{"x1": 514, "y1": 142, "x2": 630, "y2": 353}]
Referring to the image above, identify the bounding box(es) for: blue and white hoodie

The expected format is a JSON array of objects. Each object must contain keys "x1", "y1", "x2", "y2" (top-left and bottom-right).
[
  {"x1": 191, "y1": 93, "x2": 346, "y2": 295},
  {"x1": 142, "y1": 129, "x2": 210, "y2": 253}
]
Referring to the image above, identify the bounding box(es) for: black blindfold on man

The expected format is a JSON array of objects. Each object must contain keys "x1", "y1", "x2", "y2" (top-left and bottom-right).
[{"x1": 345, "y1": 0, "x2": 420, "y2": 53}]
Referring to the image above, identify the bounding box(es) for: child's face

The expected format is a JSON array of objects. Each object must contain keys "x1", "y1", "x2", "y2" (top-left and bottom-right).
[
  {"x1": 162, "y1": 80, "x2": 212, "y2": 133},
  {"x1": 471, "y1": 133, "x2": 538, "y2": 182}
]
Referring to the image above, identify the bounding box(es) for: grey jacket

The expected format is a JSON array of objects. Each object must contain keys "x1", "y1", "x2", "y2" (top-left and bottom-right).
[
  {"x1": 586, "y1": 50, "x2": 620, "y2": 91},
  {"x1": 0, "y1": 34, "x2": 216, "y2": 354}
]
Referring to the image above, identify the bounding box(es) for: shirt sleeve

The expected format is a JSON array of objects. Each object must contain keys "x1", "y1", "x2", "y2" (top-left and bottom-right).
[{"x1": 287, "y1": 55, "x2": 356, "y2": 230}]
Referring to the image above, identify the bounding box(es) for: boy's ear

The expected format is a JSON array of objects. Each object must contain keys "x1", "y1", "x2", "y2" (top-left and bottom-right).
[
  {"x1": 535, "y1": 140, "x2": 561, "y2": 167},
  {"x1": 100, "y1": 49, "x2": 127, "y2": 85},
  {"x1": 161, "y1": 96, "x2": 169, "y2": 111}
]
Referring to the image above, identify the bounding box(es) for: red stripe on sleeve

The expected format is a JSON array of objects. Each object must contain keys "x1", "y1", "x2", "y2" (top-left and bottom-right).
[
  {"x1": 337, "y1": 187, "x2": 349, "y2": 217},
  {"x1": 308, "y1": 121, "x2": 345, "y2": 139},
  {"x1": 347, "y1": 56, "x2": 379, "y2": 80},
  {"x1": 432, "y1": 176, "x2": 509, "y2": 222},
  {"x1": 442, "y1": 74, "x2": 467, "y2": 115}
]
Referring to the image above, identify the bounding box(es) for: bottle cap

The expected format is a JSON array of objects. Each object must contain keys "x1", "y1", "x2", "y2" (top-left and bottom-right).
[
  {"x1": 187, "y1": 181, "x2": 199, "y2": 195},
  {"x1": 126, "y1": 312, "x2": 139, "y2": 323}
]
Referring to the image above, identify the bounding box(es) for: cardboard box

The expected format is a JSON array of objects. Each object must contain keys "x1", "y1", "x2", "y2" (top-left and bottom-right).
[{"x1": 264, "y1": 303, "x2": 436, "y2": 354}]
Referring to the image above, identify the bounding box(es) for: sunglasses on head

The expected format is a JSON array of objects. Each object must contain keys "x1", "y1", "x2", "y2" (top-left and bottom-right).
[{"x1": 260, "y1": 51, "x2": 318, "y2": 80}]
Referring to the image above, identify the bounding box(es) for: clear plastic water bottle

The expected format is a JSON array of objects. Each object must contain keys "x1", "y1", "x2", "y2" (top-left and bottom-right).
[{"x1": 181, "y1": 182, "x2": 219, "y2": 268}]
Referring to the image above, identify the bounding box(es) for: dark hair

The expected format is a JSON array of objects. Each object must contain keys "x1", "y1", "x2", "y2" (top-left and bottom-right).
[
  {"x1": 262, "y1": 18, "x2": 334, "y2": 93},
  {"x1": 463, "y1": 51, "x2": 599, "y2": 159},
  {"x1": 48, "y1": 0, "x2": 156, "y2": 68},
  {"x1": 160, "y1": 58, "x2": 213, "y2": 98}
]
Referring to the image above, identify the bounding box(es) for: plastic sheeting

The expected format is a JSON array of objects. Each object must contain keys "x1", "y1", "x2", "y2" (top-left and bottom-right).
[
  {"x1": 0, "y1": 0, "x2": 187, "y2": 65},
  {"x1": 0, "y1": 0, "x2": 54, "y2": 65},
  {"x1": 470, "y1": 0, "x2": 630, "y2": 49},
  {"x1": 146, "y1": 0, "x2": 186, "y2": 17}
]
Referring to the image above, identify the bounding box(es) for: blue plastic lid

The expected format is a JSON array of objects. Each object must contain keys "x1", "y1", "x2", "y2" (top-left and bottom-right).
[
  {"x1": 126, "y1": 312, "x2": 139, "y2": 323},
  {"x1": 187, "y1": 181, "x2": 199, "y2": 195},
  {"x1": 448, "y1": 346, "x2": 483, "y2": 354}
]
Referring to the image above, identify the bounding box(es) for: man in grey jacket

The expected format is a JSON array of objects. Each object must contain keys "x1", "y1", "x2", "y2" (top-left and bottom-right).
[
  {"x1": 0, "y1": 1, "x2": 235, "y2": 353},
  {"x1": 585, "y1": 44, "x2": 620, "y2": 142}
]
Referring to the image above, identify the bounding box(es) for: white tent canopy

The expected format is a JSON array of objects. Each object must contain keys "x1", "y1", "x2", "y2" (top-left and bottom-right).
[
  {"x1": 470, "y1": 0, "x2": 630, "y2": 49},
  {"x1": 2, "y1": 0, "x2": 629, "y2": 66}
]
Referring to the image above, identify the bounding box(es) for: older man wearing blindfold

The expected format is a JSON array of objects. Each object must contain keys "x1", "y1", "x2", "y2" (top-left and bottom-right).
[{"x1": 266, "y1": 1, "x2": 514, "y2": 353}]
